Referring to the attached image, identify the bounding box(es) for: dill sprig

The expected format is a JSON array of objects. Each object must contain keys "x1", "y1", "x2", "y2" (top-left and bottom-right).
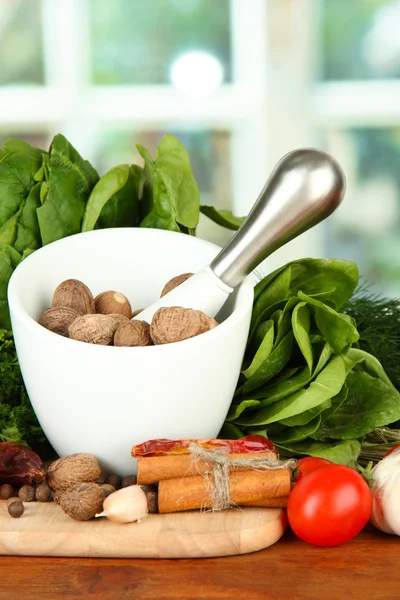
[
  {"x1": 344, "y1": 287, "x2": 400, "y2": 392},
  {"x1": 359, "y1": 428, "x2": 400, "y2": 464}
]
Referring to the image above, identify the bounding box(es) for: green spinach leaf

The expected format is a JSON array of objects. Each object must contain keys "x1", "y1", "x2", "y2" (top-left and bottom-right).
[
  {"x1": 247, "y1": 342, "x2": 331, "y2": 407},
  {"x1": 250, "y1": 367, "x2": 312, "y2": 404},
  {"x1": 241, "y1": 331, "x2": 294, "y2": 394},
  {"x1": 13, "y1": 182, "x2": 42, "y2": 254},
  {"x1": 0, "y1": 245, "x2": 22, "y2": 329},
  {"x1": 138, "y1": 134, "x2": 200, "y2": 232},
  {"x1": 226, "y1": 399, "x2": 261, "y2": 421},
  {"x1": 251, "y1": 265, "x2": 294, "y2": 327},
  {"x1": 249, "y1": 296, "x2": 299, "y2": 345},
  {"x1": 36, "y1": 134, "x2": 99, "y2": 245},
  {"x1": 82, "y1": 164, "x2": 140, "y2": 231},
  {"x1": 292, "y1": 302, "x2": 313, "y2": 372},
  {"x1": 242, "y1": 320, "x2": 274, "y2": 379},
  {"x1": 235, "y1": 355, "x2": 346, "y2": 427},
  {"x1": 253, "y1": 258, "x2": 359, "y2": 322},
  {"x1": 275, "y1": 439, "x2": 361, "y2": 466},
  {"x1": 298, "y1": 291, "x2": 359, "y2": 354},
  {"x1": 316, "y1": 370, "x2": 400, "y2": 439},
  {"x1": 309, "y1": 382, "x2": 349, "y2": 436},
  {"x1": 98, "y1": 165, "x2": 141, "y2": 229},
  {"x1": 346, "y1": 347, "x2": 395, "y2": 389},
  {"x1": 253, "y1": 317, "x2": 278, "y2": 349},
  {"x1": 279, "y1": 398, "x2": 332, "y2": 427},
  {"x1": 0, "y1": 139, "x2": 43, "y2": 250},
  {"x1": 199, "y1": 206, "x2": 244, "y2": 230},
  {"x1": 272, "y1": 416, "x2": 322, "y2": 444}
]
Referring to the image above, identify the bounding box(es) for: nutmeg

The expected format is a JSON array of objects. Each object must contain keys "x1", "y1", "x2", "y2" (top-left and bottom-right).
[
  {"x1": 38, "y1": 306, "x2": 80, "y2": 337},
  {"x1": 114, "y1": 320, "x2": 152, "y2": 347},
  {"x1": 95, "y1": 291, "x2": 132, "y2": 318},
  {"x1": 197, "y1": 311, "x2": 218, "y2": 334},
  {"x1": 150, "y1": 307, "x2": 203, "y2": 344},
  {"x1": 160, "y1": 273, "x2": 193, "y2": 297},
  {"x1": 68, "y1": 314, "x2": 117, "y2": 345},
  {"x1": 53, "y1": 489, "x2": 64, "y2": 505},
  {"x1": 60, "y1": 482, "x2": 106, "y2": 521},
  {"x1": 52, "y1": 279, "x2": 95, "y2": 315},
  {"x1": 108, "y1": 314, "x2": 131, "y2": 328},
  {"x1": 47, "y1": 453, "x2": 101, "y2": 492}
]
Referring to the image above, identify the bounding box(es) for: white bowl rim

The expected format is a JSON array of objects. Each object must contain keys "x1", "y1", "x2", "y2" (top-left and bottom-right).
[{"x1": 8, "y1": 228, "x2": 255, "y2": 353}]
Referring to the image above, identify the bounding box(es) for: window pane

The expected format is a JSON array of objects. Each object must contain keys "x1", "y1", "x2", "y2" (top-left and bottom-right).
[
  {"x1": 0, "y1": 0, "x2": 44, "y2": 85},
  {"x1": 323, "y1": 128, "x2": 400, "y2": 296},
  {"x1": 320, "y1": 0, "x2": 400, "y2": 81},
  {"x1": 88, "y1": 0, "x2": 231, "y2": 85},
  {"x1": 93, "y1": 129, "x2": 232, "y2": 210}
]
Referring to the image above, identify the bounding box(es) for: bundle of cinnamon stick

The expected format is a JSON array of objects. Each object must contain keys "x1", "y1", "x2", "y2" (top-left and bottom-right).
[{"x1": 131, "y1": 436, "x2": 293, "y2": 514}]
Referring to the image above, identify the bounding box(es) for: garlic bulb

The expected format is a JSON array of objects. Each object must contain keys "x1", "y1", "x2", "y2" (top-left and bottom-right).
[
  {"x1": 371, "y1": 448, "x2": 400, "y2": 535},
  {"x1": 95, "y1": 485, "x2": 148, "y2": 523}
]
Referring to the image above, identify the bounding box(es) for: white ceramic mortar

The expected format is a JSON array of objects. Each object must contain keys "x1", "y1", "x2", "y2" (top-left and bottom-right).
[{"x1": 8, "y1": 228, "x2": 254, "y2": 475}]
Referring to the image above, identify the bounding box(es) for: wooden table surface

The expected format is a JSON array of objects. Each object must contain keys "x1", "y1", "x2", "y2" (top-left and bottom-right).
[{"x1": 0, "y1": 525, "x2": 398, "y2": 600}]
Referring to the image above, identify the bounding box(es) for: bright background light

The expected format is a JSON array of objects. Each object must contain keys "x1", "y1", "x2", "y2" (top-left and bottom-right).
[{"x1": 170, "y1": 51, "x2": 224, "y2": 97}]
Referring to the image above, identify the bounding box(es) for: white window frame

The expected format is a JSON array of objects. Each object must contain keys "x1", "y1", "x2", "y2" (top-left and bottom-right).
[
  {"x1": 3, "y1": 0, "x2": 397, "y2": 272},
  {"x1": 0, "y1": 0, "x2": 270, "y2": 217}
]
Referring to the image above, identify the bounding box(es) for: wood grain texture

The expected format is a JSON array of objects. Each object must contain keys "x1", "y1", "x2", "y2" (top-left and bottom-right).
[
  {"x1": 0, "y1": 526, "x2": 398, "y2": 600},
  {"x1": 0, "y1": 500, "x2": 286, "y2": 558}
]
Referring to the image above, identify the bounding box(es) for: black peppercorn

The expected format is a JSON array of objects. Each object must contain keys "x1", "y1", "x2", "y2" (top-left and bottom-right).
[
  {"x1": 104, "y1": 474, "x2": 121, "y2": 489},
  {"x1": 122, "y1": 475, "x2": 137, "y2": 488},
  {"x1": 146, "y1": 491, "x2": 158, "y2": 514},
  {"x1": 36, "y1": 483, "x2": 53, "y2": 502},
  {"x1": 8, "y1": 500, "x2": 24, "y2": 518},
  {"x1": 0, "y1": 484, "x2": 14, "y2": 500},
  {"x1": 18, "y1": 485, "x2": 35, "y2": 502}
]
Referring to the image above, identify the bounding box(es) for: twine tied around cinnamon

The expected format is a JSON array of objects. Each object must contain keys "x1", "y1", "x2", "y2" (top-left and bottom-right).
[{"x1": 188, "y1": 443, "x2": 298, "y2": 511}]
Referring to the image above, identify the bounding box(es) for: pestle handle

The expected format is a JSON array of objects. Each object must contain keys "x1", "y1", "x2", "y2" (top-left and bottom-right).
[
  {"x1": 210, "y1": 148, "x2": 346, "y2": 288},
  {"x1": 135, "y1": 148, "x2": 346, "y2": 322}
]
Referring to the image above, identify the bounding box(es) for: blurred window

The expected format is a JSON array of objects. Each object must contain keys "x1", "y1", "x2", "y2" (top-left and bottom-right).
[
  {"x1": 321, "y1": 0, "x2": 400, "y2": 81},
  {"x1": 89, "y1": 0, "x2": 232, "y2": 85},
  {"x1": 2, "y1": 0, "x2": 400, "y2": 294},
  {"x1": 316, "y1": 0, "x2": 400, "y2": 295},
  {"x1": 0, "y1": 0, "x2": 44, "y2": 85}
]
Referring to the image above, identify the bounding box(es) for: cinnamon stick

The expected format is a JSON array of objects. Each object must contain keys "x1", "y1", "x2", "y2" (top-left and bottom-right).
[
  {"x1": 157, "y1": 469, "x2": 291, "y2": 513},
  {"x1": 136, "y1": 451, "x2": 277, "y2": 485}
]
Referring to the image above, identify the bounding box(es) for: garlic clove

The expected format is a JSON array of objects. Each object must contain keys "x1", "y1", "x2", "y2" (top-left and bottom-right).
[
  {"x1": 95, "y1": 485, "x2": 148, "y2": 523},
  {"x1": 371, "y1": 449, "x2": 400, "y2": 536}
]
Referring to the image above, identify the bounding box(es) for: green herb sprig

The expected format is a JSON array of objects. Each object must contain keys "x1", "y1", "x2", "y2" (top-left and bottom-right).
[{"x1": 344, "y1": 291, "x2": 400, "y2": 392}]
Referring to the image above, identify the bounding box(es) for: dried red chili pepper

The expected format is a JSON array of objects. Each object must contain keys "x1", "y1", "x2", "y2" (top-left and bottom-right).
[
  {"x1": 0, "y1": 442, "x2": 45, "y2": 486},
  {"x1": 131, "y1": 435, "x2": 276, "y2": 458}
]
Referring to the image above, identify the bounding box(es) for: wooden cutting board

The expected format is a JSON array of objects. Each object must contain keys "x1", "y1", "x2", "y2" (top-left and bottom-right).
[{"x1": 0, "y1": 500, "x2": 286, "y2": 558}]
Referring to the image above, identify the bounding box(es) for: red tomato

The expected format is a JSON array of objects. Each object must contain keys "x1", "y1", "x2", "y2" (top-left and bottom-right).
[
  {"x1": 287, "y1": 464, "x2": 372, "y2": 547},
  {"x1": 294, "y1": 457, "x2": 332, "y2": 482},
  {"x1": 384, "y1": 443, "x2": 400, "y2": 457}
]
